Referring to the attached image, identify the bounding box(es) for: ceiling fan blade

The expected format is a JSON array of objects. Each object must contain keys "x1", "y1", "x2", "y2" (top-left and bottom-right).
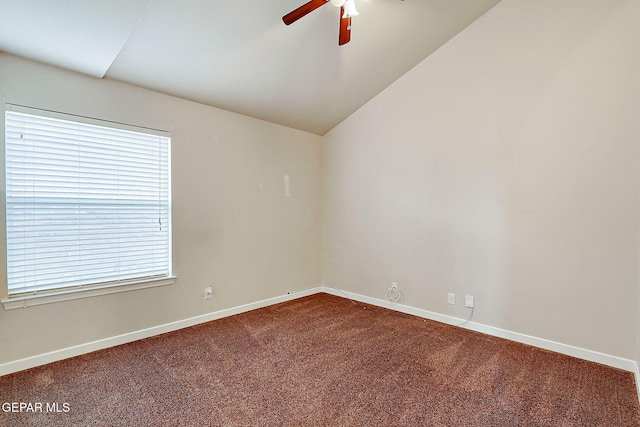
[
  {"x1": 283, "y1": 0, "x2": 328, "y2": 25},
  {"x1": 338, "y1": 8, "x2": 351, "y2": 45}
]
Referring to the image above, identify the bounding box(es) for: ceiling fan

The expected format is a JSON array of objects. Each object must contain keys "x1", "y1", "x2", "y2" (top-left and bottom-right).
[{"x1": 282, "y1": 0, "x2": 359, "y2": 46}]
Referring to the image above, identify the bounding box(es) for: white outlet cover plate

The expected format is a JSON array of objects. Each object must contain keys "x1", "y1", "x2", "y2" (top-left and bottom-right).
[{"x1": 465, "y1": 295, "x2": 474, "y2": 308}]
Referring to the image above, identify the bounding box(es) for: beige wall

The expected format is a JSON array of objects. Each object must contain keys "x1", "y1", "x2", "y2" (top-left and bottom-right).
[
  {"x1": 2, "y1": 0, "x2": 640, "y2": 368},
  {"x1": 323, "y1": 0, "x2": 640, "y2": 359},
  {"x1": 0, "y1": 53, "x2": 323, "y2": 364}
]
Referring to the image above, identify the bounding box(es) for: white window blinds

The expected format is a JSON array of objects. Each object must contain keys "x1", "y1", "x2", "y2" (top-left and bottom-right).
[{"x1": 5, "y1": 106, "x2": 171, "y2": 296}]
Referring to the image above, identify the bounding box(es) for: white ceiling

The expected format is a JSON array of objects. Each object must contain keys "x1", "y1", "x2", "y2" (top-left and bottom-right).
[{"x1": 0, "y1": 0, "x2": 500, "y2": 135}]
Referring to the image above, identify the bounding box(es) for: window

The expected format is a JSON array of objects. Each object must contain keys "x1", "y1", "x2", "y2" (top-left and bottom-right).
[{"x1": 2, "y1": 105, "x2": 174, "y2": 309}]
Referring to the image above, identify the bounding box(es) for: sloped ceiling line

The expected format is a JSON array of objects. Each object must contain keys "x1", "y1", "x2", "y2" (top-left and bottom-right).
[
  {"x1": 0, "y1": 0, "x2": 501, "y2": 135},
  {"x1": 104, "y1": 0, "x2": 156, "y2": 79}
]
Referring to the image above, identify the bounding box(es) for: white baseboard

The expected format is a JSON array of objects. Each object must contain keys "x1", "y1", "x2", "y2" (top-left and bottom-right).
[
  {"x1": 318, "y1": 286, "x2": 640, "y2": 403},
  {"x1": 0, "y1": 288, "x2": 319, "y2": 377},
  {"x1": 320, "y1": 286, "x2": 636, "y2": 370},
  {"x1": 2, "y1": 284, "x2": 639, "y2": 405},
  {"x1": 635, "y1": 362, "x2": 640, "y2": 404}
]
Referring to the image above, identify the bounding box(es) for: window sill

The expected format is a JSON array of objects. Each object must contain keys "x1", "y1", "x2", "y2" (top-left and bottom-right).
[{"x1": 1, "y1": 276, "x2": 177, "y2": 310}]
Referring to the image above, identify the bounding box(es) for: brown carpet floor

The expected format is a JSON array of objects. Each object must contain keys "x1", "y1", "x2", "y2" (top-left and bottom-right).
[{"x1": 1, "y1": 292, "x2": 639, "y2": 426}]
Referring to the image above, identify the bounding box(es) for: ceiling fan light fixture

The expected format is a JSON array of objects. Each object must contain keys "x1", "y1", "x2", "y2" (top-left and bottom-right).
[
  {"x1": 342, "y1": 0, "x2": 359, "y2": 18},
  {"x1": 330, "y1": 0, "x2": 346, "y2": 6}
]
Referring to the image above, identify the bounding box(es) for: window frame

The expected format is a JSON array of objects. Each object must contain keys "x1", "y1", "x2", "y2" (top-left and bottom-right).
[{"x1": 1, "y1": 104, "x2": 175, "y2": 309}]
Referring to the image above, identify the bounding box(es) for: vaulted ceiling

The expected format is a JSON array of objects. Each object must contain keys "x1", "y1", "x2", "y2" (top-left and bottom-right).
[{"x1": 0, "y1": 0, "x2": 500, "y2": 135}]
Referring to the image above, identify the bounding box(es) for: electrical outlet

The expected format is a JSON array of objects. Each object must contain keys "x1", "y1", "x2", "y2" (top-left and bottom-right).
[
  {"x1": 447, "y1": 293, "x2": 455, "y2": 305},
  {"x1": 204, "y1": 286, "x2": 213, "y2": 300},
  {"x1": 465, "y1": 295, "x2": 474, "y2": 308}
]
